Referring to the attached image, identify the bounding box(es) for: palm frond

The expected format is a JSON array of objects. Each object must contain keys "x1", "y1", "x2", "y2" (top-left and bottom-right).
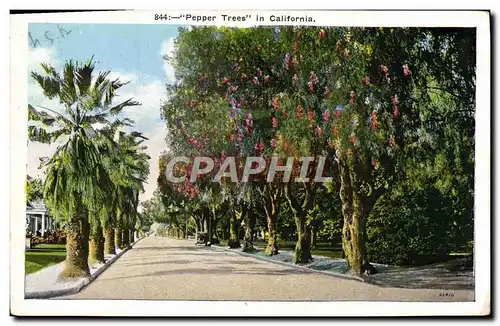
[
  {"x1": 31, "y1": 72, "x2": 60, "y2": 99},
  {"x1": 109, "y1": 98, "x2": 141, "y2": 115}
]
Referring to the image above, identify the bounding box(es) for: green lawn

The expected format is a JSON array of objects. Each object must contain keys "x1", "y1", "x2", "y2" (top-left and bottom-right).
[
  {"x1": 25, "y1": 244, "x2": 66, "y2": 275},
  {"x1": 218, "y1": 238, "x2": 344, "y2": 259}
]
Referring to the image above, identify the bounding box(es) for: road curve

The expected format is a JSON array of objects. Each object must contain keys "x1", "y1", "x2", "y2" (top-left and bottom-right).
[{"x1": 63, "y1": 236, "x2": 474, "y2": 301}]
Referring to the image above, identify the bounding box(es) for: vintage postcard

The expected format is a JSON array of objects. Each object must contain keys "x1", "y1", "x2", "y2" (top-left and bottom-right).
[{"x1": 9, "y1": 9, "x2": 490, "y2": 317}]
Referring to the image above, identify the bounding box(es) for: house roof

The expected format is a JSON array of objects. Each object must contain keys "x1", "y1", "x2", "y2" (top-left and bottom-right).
[{"x1": 26, "y1": 199, "x2": 48, "y2": 215}]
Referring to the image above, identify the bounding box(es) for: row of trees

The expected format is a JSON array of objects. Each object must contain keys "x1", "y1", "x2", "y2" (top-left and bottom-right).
[
  {"x1": 28, "y1": 58, "x2": 150, "y2": 278},
  {"x1": 157, "y1": 26, "x2": 475, "y2": 275}
]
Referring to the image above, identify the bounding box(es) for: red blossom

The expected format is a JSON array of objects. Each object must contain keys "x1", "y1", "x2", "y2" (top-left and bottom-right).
[
  {"x1": 322, "y1": 111, "x2": 330, "y2": 122},
  {"x1": 296, "y1": 106, "x2": 303, "y2": 118},
  {"x1": 331, "y1": 127, "x2": 338, "y2": 136},
  {"x1": 270, "y1": 139, "x2": 277, "y2": 149},
  {"x1": 309, "y1": 71, "x2": 319, "y2": 84},
  {"x1": 324, "y1": 87, "x2": 331, "y2": 97},
  {"x1": 254, "y1": 142, "x2": 264, "y2": 155},
  {"x1": 362, "y1": 76, "x2": 370, "y2": 86},
  {"x1": 307, "y1": 81, "x2": 314, "y2": 92},
  {"x1": 283, "y1": 140, "x2": 289, "y2": 150},
  {"x1": 393, "y1": 106, "x2": 400, "y2": 119},
  {"x1": 370, "y1": 111, "x2": 378, "y2": 130},
  {"x1": 318, "y1": 29, "x2": 325, "y2": 41},
  {"x1": 392, "y1": 95, "x2": 399, "y2": 106},
  {"x1": 315, "y1": 127, "x2": 323, "y2": 137},
  {"x1": 292, "y1": 42, "x2": 298, "y2": 52},
  {"x1": 335, "y1": 108, "x2": 341, "y2": 118},
  {"x1": 272, "y1": 117, "x2": 279, "y2": 128},
  {"x1": 272, "y1": 97, "x2": 279, "y2": 109},
  {"x1": 307, "y1": 108, "x2": 314, "y2": 122},
  {"x1": 284, "y1": 53, "x2": 290, "y2": 70},
  {"x1": 402, "y1": 64, "x2": 409, "y2": 76}
]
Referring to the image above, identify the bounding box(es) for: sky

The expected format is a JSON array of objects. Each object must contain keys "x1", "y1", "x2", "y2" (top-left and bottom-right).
[{"x1": 27, "y1": 23, "x2": 183, "y2": 202}]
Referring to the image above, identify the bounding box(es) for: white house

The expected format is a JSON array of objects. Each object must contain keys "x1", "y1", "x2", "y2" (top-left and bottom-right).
[{"x1": 26, "y1": 199, "x2": 54, "y2": 236}]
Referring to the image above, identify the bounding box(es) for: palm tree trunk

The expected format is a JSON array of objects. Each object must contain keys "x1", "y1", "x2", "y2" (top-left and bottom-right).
[
  {"x1": 122, "y1": 227, "x2": 130, "y2": 248},
  {"x1": 89, "y1": 220, "x2": 105, "y2": 265},
  {"x1": 104, "y1": 225, "x2": 115, "y2": 255},
  {"x1": 114, "y1": 227, "x2": 122, "y2": 250},
  {"x1": 130, "y1": 228, "x2": 135, "y2": 244},
  {"x1": 60, "y1": 212, "x2": 90, "y2": 279}
]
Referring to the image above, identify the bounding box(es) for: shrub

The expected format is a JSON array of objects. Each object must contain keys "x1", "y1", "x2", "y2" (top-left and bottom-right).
[{"x1": 367, "y1": 186, "x2": 472, "y2": 266}]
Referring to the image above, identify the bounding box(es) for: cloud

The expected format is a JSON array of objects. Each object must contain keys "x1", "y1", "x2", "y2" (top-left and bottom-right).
[
  {"x1": 139, "y1": 122, "x2": 170, "y2": 202},
  {"x1": 160, "y1": 38, "x2": 176, "y2": 85},
  {"x1": 28, "y1": 47, "x2": 58, "y2": 72}
]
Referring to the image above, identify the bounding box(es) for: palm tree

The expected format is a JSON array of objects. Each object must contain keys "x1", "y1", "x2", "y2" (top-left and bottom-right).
[
  {"x1": 102, "y1": 131, "x2": 150, "y2": 252},
  {"x1": 28, "y1": 57, "x2": 140, "y2": 278}
]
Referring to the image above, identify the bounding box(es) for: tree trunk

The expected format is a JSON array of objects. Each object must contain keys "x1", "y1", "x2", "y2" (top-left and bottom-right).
[
  {"x1": 89, "y1": 220, "x2": 105, "y2": 265},
  {"x1": 284, "y1": 183, "x2": 315, "y2": 264},
  {"x1": 293, "y1": 213, "x2": 313, "y2": 264},
  {"x1": 228, "y1": 210, "x2": 242, "y2": 248},
  {"x1": 263, "y1": 185, "x2": 281, "y2": 256},
  {"x1": 265, "y1": 209, "x2": 279, "y2": 256},
  {"x1": 60, "y1": 212, "x2": 90, "y2": 279},
  {"x1": 339, "y1": 162, "x2": 377, "y2": 276},
  {"x1": 114, "y1": 227, "x2": 122, "y2": 250},
  {"x1": 104, "y1": 225, "x2": 115, "y2": 255},
  {"x1": 243, "y1": 210, "x2": 256, "y2": 252},
  {"x1": 206, "y1": 208, "x2": 213, "y2": 246},
  {"x1": 122, "y1": 227, "x2": 130, "y2": 248}
]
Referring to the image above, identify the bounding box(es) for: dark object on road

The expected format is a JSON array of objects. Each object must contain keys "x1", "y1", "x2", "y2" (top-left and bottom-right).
[{"x1": 196, "y1": 232, "x2": 220, "y2": 246}]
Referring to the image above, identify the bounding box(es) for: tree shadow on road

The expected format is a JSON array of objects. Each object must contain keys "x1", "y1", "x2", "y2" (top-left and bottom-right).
[
  {"x1": 120, "y1": 259, "x2": 262, "y2": 268},
  {"x1": 98, "y1": 267, "x2": 309, "y2": 281}
]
